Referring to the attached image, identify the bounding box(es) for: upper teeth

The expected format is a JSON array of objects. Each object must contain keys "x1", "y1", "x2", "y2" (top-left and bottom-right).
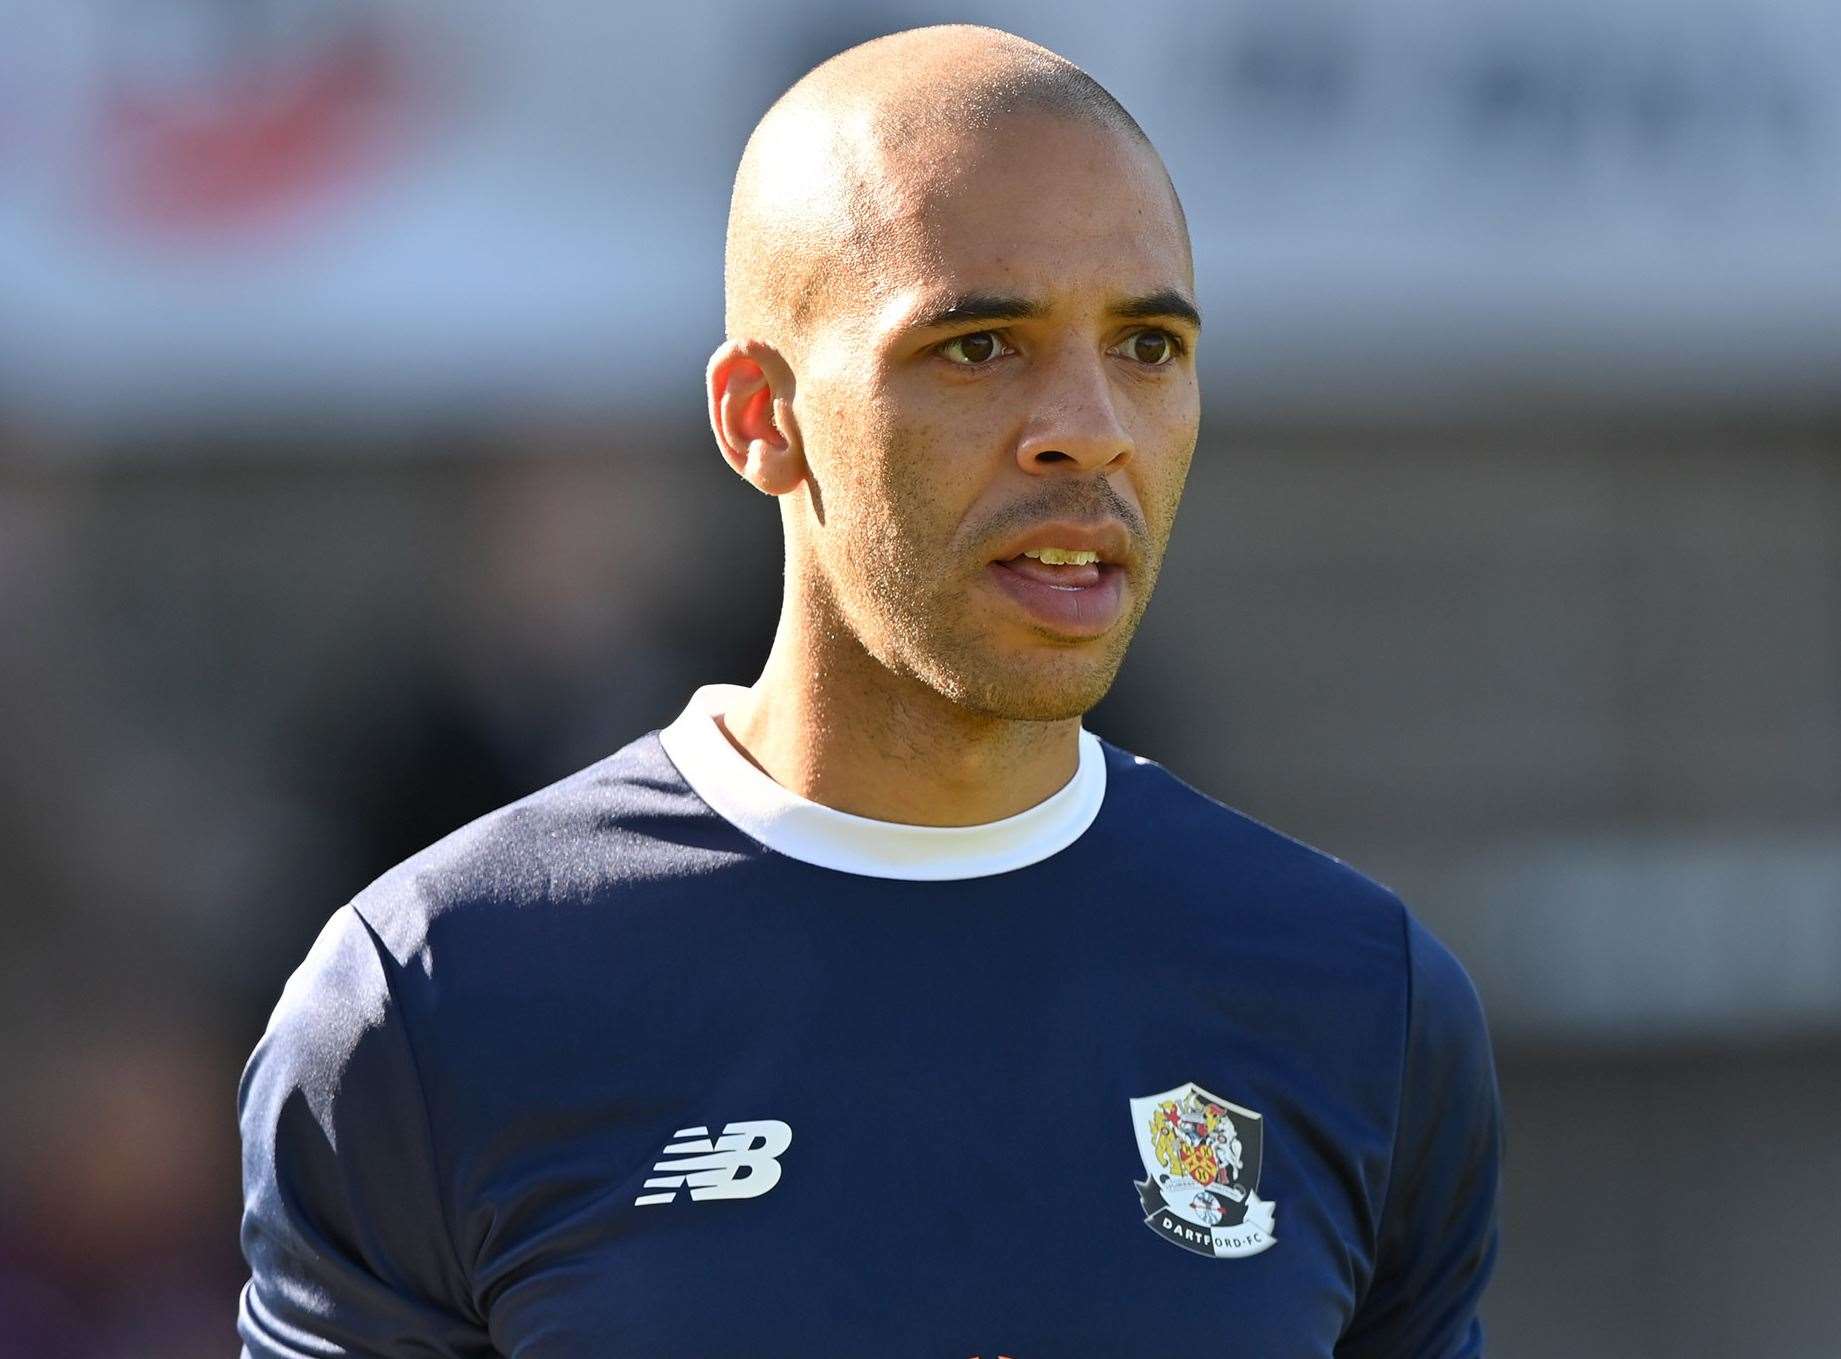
[{"x1": 1023, "y1": 547, "x2": 1099, "y2": 565}]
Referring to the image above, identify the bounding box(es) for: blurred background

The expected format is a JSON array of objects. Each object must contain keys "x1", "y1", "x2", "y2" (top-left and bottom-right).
[{"x1": 1, "y1": 0, "x2": 1836, "y2": 1354}]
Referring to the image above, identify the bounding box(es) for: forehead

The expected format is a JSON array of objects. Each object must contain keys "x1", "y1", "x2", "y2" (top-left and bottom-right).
[{"x1": 861, "y1": 115, "x2": 1191, "y2": 324}]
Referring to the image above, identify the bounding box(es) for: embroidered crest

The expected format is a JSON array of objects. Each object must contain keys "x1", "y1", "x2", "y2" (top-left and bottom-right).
[{"x1": 1130, "y1": 1082, "x2": 1277, "y2": 1258}]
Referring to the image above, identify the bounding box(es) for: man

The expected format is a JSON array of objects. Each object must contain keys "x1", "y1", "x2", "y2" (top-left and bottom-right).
[{"x1": 238, "y1": 25, "x2": 1499, "y2": 1358}]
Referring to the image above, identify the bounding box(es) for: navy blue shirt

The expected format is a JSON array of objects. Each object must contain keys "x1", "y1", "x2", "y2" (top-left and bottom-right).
[{"x1": 238, "y1": 686, "x2": 1499, "y2": 1357}]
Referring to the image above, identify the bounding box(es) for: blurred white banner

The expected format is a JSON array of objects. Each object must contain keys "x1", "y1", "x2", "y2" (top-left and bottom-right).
[{"x1": 2, "y1": 0, "x2": 1838, "y2": 434}]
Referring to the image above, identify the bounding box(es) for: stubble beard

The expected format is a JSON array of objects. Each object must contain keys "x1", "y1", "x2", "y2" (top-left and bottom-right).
[
  {"x1": 803, "y1": 405, "x2": 1173, "y2": 724},
  {"x1": 821, "y1": 525, "x2": 1157, "y2": 724}
]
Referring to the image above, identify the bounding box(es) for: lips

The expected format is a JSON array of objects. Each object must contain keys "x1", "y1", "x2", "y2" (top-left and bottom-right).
[
  {"x1": 978, "y1": 518, "x2": 1136, "y2": 637},
  {"x1": 985, "y1": 556, "x2": 1126, "y2": 637},
  {"x1": 999, "y1": 554, "x2": 1104, "y2": 589},
  {"x1": 989, "y1": 519, "x2": 1132, "y2": 569}
]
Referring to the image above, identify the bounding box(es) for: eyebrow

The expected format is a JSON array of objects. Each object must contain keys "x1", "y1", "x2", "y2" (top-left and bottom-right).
[
  {"x1": 1111, "y1": 289, "x2": 1203, "y2": 330},
  {"x1": 907, "y1": 288, "x2": 1202, "y2": 333},
  {"x1": 912, "y1": 293, "x2": 1046, "y2": 331}
]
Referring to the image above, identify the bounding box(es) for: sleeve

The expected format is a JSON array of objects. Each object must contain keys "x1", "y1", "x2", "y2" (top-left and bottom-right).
[
  {"x1": 1337, "y1": 914, "x2": 1502, "y2": 1359},
  {"x1": 237, "y1": 904, "x2": 496, "y2": 1358}
]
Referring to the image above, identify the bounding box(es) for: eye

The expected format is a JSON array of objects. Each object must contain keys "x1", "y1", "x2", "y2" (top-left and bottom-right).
[
  {"x1": 938, "y1": 331, "x2": 1011, "y2": 365},
  {"x1": 1117, "y1": 328, "x2": 1183, "y2": 366}
]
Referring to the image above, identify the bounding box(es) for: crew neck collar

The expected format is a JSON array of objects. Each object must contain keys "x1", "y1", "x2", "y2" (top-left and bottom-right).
[{"x1": 656, "y1": 683, "x2": 1107, "y2": 881}]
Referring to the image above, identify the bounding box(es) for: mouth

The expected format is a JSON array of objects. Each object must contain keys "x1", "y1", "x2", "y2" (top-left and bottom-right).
[{"x1": 985, "y1": 550, "x2": 1128, "y2": 638}]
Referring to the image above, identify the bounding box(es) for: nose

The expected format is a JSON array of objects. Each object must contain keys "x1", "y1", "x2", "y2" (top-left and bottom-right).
[{"x1": 1015, "y1": 349, "x2": 1133, "y2": 475}]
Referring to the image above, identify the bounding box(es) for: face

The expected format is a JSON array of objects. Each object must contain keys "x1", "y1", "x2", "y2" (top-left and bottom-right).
[{"x1": 787, "y1": 114, "x2": 1201, "y2": 721}]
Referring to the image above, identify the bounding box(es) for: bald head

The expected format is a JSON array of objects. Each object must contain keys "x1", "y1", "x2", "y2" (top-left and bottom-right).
[{"x1": 724, "y1": 25, "x2": 1177, "y2": 351}]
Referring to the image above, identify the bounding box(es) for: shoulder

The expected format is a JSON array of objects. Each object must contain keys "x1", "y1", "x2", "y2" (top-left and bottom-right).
[
  {"x1": 1092, "y1": 736, "x2": 1493, "y2": 1046},
  {"x1": 345, "y1": 728, "x2": 741, "y2": 964},
  {"x1": 1398, "y1": 912, "x2": 1495, "y2": 1108},
  {"x1": 244, "y1": 901, "x2": 398, "y2": 1125},
  {"x1": 249, "y1": 728, "x2": 743, "y2": 1095},
  {"x1": 1094, "y1": 735, "x2": 1411, "y2": 936}
]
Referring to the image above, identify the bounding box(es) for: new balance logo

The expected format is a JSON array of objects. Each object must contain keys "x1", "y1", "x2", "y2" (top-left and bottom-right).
[{"x1": 634, "y1": 1120, "x2": 792, "y2": 1206}]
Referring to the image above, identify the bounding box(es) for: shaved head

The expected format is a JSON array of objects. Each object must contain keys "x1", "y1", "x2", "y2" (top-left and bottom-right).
[
  {"x1": 724, "y1": 25, "x2": 1180, "y2": 352},
  {"x1": 707, "y1": 23, "x2": 1200, "y2": 736}
]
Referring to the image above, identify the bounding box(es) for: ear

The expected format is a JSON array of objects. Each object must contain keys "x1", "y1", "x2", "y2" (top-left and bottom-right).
[{"x1": 706, "y1": 339, "x2": 804, "y2": 496}]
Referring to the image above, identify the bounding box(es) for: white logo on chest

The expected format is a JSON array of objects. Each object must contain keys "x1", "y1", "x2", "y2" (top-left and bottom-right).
[
  {"x1": 633, "y1": 1120, "x2": 792, "y2": 1206},
  {"x1": 1131, "y1": 1082, "x2": 1278, "y2": 1258}
]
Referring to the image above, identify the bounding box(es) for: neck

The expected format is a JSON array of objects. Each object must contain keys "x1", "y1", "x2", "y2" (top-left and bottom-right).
[{"x1": 719, "y1": 591, "x2": 1082, "y2": 828}]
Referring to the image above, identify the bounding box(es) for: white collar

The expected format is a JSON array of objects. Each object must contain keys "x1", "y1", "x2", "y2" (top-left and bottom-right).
[{"x1": 656, "y1": 684, "x2": 1107, "y2": 880}]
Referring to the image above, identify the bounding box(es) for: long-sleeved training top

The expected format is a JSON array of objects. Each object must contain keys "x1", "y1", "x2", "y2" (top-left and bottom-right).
[{"x1": 238, "y1": 683, "x2": 1500, "y2": 1358}]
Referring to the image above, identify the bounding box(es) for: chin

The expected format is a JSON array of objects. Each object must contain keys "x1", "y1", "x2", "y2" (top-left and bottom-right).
[
  {"x1": 859, "y1": 590, "x2": 1139, "y2": 722},
  {"x1": 931, "y1": 650, "x2": 1125, "y2": 723}
]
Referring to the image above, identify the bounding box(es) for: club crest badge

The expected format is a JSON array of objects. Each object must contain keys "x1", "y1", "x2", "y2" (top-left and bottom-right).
[{"x1": 1131, "y1": 1081, "x2": 1277, "y2": 1259}]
